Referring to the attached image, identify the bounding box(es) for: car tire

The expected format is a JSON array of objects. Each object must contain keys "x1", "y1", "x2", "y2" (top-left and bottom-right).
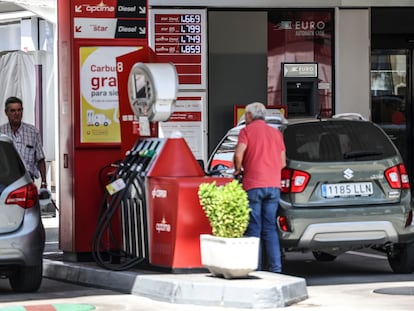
[
  {"x1": 9, "y1": 263, "x2": 43, "y2": 292},
  {"x1": 312, "y1": 251, "x2": 337, "y2": 262},
  {"x1": 387, "y1": 242, "x2": 414, "y2": 274}
]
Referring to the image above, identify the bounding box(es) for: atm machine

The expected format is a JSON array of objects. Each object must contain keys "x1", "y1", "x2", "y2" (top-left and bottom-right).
[{"x1": 282, "y1": 63, "x2": 319, "y2": 117}]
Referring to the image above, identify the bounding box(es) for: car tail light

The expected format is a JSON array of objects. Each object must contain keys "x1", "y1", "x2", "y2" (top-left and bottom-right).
[
  {"x1": 278, "y1": 216, "x2": 290, "y2": 232},
  {"x1": 399, "y1": 164, "x2": 410, "y2": 189},
  {"x1": 5, "y1": 183, "x2": 38, "y2": 209},
  {"x1": 281, "y1": 168, "x2": 310, "y2": 193},
  {"x1": 405, "y1": 210, "x2": 413, "y2": 227},
  {"x1": 385, "y1": 164, "x2": 410, "y2": 189}
]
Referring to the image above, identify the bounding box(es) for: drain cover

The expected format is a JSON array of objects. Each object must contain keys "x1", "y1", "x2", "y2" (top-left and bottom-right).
[{"x1": 373, "y1": 287, "x2": 414, "y2": 296}]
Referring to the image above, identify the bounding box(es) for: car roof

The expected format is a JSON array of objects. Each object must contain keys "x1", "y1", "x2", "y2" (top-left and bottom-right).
[
  {"x1": 226, "y1": 112, "x2": 372, "y2": 135},
  {"x1": 285, "y1": 113, "x2": 370, "y2": 126}
]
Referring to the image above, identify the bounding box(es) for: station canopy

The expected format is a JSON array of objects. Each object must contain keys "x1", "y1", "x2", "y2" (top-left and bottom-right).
[{"x1": 0, "y1": 0, "x2": 56, "y2": 23}]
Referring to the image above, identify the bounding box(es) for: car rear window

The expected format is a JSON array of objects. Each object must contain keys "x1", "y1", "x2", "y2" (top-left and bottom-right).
[
  {"x1": 284, "y1": 120, "x2": 398, "y2": 162},
  {"x1": 0, "y1": 141, "x2": 26, "y2": 189}
]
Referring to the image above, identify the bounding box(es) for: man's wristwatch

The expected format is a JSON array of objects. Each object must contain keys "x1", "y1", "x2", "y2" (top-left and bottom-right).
[{"x1": 41, "y1": 182, "x2": 47, "y2": 186}]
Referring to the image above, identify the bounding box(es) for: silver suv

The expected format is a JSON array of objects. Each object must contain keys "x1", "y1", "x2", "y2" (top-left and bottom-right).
[
  {"x1": 0, "y1": 134, "x2": 45, "y2": 292},
  {"x1": 207, "y1": 115, "x2": 414, "y2": 273}
]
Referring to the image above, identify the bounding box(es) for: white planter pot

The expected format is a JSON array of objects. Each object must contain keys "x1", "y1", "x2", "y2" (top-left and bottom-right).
[{"x1": 200, "y1": 234, "x2": 260, "y2": 279}]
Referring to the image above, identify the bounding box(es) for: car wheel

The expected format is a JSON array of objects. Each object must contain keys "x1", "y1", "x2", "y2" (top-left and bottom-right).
[
  {"x1": 9, "y1": 263, "x2": 43, "y2": 292},
  {"x1": 312, "y1": 251, "x2": 337, "y2": 261},
  {"x1": 387, "y1": 242, "x2": 414, "y2": 274}
]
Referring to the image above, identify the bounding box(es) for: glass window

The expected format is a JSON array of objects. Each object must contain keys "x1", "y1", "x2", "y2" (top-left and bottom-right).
[
  {"x1": 284, "y1": 121, "x2": 397, "y2": 162},
  {"x1": 371, "y1": 49, "x2": 408, "y2": 164},
  {"x1": 267, "y1": 10, "x2": 334, "y2": 116},
  {"x1": 0, "y1": 141, "x2": 26, "y2": 187}
]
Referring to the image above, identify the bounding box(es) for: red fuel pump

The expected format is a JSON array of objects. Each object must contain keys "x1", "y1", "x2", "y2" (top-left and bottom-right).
[
  {"x1": 92, "y1": 135, "x2": 232, "y2": 271},
  {"x1": 92, "y1": 57, "x2": 233, "y2": 271},
  {"x1": 146, "y1": 136, "x2": 232, "y2": 271}
]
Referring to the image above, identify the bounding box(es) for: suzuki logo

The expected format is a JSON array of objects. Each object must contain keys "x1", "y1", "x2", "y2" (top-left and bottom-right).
[{"x1": 344, "y1": 168, "x2": 354, "y2": 180}]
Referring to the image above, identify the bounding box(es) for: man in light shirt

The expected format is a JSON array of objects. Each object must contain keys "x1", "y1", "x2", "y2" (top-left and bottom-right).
[{"x1": 0, "y1": 96, "x2": 47, "y2": 188}]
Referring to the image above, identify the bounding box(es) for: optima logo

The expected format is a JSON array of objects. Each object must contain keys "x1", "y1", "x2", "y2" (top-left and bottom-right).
[
  {"x1": 85, "y1": 1, "x2": 115, "y2": 13},
  {"x1": 156, "y1": 217, "x2": 171, "y2": 233},
  {"x1": 156, "y1": 222, "x2": 171, "y2": 233},
  {"x1": 152, "y1": 188, "x2": 167, "y2": 198}
]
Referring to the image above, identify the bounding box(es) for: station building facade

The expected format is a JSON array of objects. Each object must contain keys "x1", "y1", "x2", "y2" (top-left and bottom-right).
[
  {"x1": 149, "y1": 1, "x2": 414, "y2": 183},
  {"x1": 1, "y1": 1, "x2": 414, "y2": 183}
]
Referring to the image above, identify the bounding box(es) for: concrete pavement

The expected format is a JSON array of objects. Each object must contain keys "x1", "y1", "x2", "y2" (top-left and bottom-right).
[
  {"x1": 41, "y1": 217, "x2": 308, "y2": 309},
  {"x1": 42, "y1": 259, "x2": 308, "y2": 308},
  {"x1": 41, "y1": 217, "x2": 414, "y2": 310}
]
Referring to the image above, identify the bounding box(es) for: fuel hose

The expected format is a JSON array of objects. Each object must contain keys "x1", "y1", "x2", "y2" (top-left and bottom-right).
[{"x1": 91, "y1": 143, "x2": 155, "y2": 271}]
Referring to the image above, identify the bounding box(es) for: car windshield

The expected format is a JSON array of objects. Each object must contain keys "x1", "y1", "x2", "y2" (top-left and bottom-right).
[
  {"x1": 0, "y1": 140, "x2": 26, "y2": 192},
  {"x1": 284, "y1": 120, "x2": 398, "y2": 162}
]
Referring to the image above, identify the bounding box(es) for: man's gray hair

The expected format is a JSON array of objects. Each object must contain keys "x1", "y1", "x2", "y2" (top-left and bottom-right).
[{"x1": 245, "y1": 102, "x2": 266, "y2": 120}]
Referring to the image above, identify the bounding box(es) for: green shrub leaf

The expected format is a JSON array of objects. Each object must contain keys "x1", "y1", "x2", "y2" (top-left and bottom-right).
[{"x1": 198, "y1": 180, "x2": 250, "y2": 238}]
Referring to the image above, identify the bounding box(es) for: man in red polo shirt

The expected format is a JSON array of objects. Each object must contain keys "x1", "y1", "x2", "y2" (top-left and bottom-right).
[{"x1": 234, "y1": 102, "x2": 286, "y2": 273}]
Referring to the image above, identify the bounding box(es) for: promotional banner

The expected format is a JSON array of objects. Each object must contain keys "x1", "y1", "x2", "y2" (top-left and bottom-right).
[{"x1": 79, "y1": 46, "x2": 139, "y2": 143}]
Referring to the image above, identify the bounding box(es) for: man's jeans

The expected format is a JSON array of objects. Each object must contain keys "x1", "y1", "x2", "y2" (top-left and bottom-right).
[{"x1": 245, "y1": 187, "x2": 281, "y2": 273}]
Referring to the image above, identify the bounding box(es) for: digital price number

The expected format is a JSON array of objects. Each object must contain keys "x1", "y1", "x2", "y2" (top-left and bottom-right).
[
  {"x1": 180, "y1": 24, "x2": 201, "y2": 33},
  {"x1": 180, "y1": 45, "x2": 201, "y2": 54},
  {"x1": 180, "y1": 15, "x2": 201, "y2": 54},
  {"x1": 181, "y1": 35, "x2": 201, "y2": 43},
  {"x1": 180, "y1": 14, "x2": 201, "y2": 23}
]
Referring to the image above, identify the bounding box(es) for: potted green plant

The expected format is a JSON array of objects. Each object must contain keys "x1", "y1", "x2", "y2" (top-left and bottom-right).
[{"x1": 198, "y1": 180, "x2": 260, "y2": 279}]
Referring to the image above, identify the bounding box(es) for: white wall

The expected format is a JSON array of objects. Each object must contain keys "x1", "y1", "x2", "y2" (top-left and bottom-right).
[{"x1": 335, "y1": 8, "x2": 370, "y2": 119}]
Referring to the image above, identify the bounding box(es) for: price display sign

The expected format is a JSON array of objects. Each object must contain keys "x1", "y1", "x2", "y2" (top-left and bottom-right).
[{"x1": 150, "y1": 9, "x2": 206, "y2": 89}]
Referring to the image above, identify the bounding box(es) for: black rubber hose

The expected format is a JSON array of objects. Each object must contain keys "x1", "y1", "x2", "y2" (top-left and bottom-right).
[{"x1": 91, "y1": 153, "x2": 149, "y2": 271}]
